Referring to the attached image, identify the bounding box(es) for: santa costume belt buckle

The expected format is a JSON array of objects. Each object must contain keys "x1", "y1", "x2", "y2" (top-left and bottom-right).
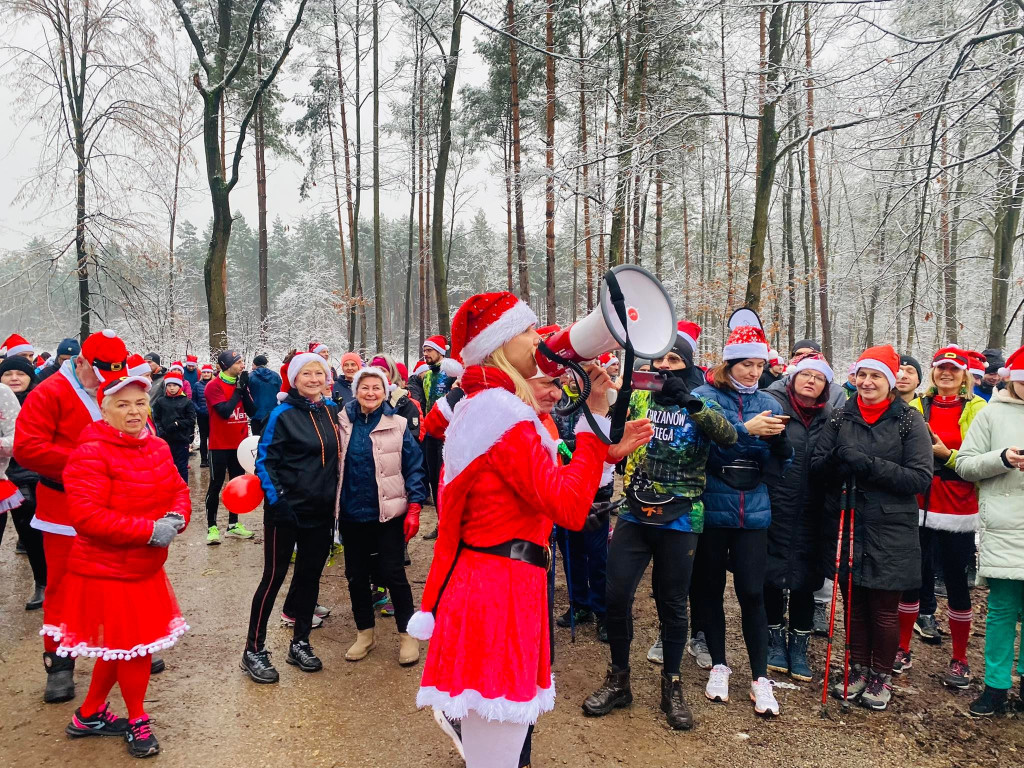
[{"x1": 462, "y1": 539, "x2": 551, "y2": 570}]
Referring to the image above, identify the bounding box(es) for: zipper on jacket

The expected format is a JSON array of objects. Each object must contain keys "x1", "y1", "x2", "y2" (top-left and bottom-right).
[{"x1": 738, "y1": 391, "x2": 745, "y2": 528}]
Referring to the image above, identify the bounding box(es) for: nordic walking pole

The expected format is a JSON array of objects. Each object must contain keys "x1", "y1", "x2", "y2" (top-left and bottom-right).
[
  {"x1": 820, "y1": 482, "x2": 849, "y2": 717},
  {"x1": 841, "y1": 478, "x2": 857, "y2": 711}
]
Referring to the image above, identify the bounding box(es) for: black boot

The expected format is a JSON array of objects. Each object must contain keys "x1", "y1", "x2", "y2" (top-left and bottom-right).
[
  {"x1": 968, "y1": 685, "x2": 1008, "y2": 718},
  {"x1": 43, "y1": 652, "x2": 75, "y2": 703},
  {"x1": 150, "y1": 655, "x2": 165, "y2": 675},
  {"x1": 582, "y1": 664, "x2": 632, "y2": 716},
  {"x1": 767, "y1": 625, "x2": 788, "y2": 674},
  {"x1": 25, "y1": 583, "x2": 45, "y2": 611},
  {"x1": 660, "y1": 671, "x2": 694, "y2": 730}
]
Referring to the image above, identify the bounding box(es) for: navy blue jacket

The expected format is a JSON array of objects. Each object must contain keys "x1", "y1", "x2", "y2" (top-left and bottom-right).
[
  {"x1": 693, "y1": 382, "x2": 792, "y2": 530},
  {"x1": 192, "y1": 377, "x2": 210, "y2": 415},
  {"x1": 332, "y1": 376, "x2": 355, "y2": 406},
  {"x1": 249, "y1": 366, "x2": 284, "y2": 423}
]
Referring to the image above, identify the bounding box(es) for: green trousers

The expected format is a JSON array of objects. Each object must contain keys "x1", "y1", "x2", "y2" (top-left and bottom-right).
[{"x1": 983, "y1": 578, "x2": 1024, "y2": 690}]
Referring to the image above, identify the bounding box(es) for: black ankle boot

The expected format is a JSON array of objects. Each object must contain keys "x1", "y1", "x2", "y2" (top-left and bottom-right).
[
  {"x1": 43, "y1": 652, "x2": 75, "y2": 703},
  {"x1": 969, "y1": 685, "x2": 1008, "y2": 717},
  {"x1": 660, "y1": 671, "x2": 694, "y2": 730},
  {"x1": 25, "y1": 583, "x2": 45, "y2": 611},
  {"x1": 582, "y1": 664, "x2": 632, "y2": 716}
]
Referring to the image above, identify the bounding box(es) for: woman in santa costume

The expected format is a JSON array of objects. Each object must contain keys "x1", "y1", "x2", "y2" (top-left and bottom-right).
[
  {"x1": 42, "y1": 371, "x2": 191, "y2": 758},
  {"x1": 407, "y1": 291, "x2": 651, "y2": 768}
]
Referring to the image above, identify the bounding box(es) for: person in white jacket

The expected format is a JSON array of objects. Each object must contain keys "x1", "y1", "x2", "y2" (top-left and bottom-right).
[{"x1": 955, "y1": 344, "x2": 1024, "y2": 717}]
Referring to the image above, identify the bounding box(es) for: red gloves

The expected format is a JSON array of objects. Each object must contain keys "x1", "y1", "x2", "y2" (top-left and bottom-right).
[{"x1": 404, "y1": 503, "x2": 422, "y2": 543}]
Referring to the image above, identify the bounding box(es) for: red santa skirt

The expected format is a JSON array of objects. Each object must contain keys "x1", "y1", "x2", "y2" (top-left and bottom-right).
[
  {"x1": 415, "y1": 550, "x2": 554, "y2": 724},
  {"x1": 0, "y1": 478, "x2": 24, "y2": 513},
  {"x1": 41, "y1": 569, "x2": 188, "y2": 661}
]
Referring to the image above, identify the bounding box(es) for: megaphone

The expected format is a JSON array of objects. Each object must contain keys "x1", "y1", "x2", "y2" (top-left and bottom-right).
[{"x1": 537, "y1": 265, "x2": 677, "y2": 376}]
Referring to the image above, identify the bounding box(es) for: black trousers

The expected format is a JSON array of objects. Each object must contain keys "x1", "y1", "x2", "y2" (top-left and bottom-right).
[
  {"x1": 340, "y1": 516, "x2": 415, "y2": 632},
  {"x1": 764, "y1": 585, "x2": 815, "y2": 632},
  {"x1": 246, "y1": 521, "x2": 333, "y2": 651},
  {"x1": 0, "y1": 486, "x2": 46, "y2": 585},
  {"x1": 167, "y1": 439, "x2": 189, "y2": 483},
  {"x1": 206, "y1": 449, "x2": 243, "y2": 528},
  {"x1": 692, "y1": 527, "x2": 769, "y2": 680},
  {"x1": 903, "y1": 526, "x2": 974, "y2": 614},
  {"x1": 422, "y1": 436, "x2": 443, "y2": 506},
  {"x1": 196, "y1": 413, "x2": 210, "y2": 462},
  {"x1": 605, "y1": 519, "x2": 698, "y2": 675},
  {"x1": 250, "y1": 417, "x2": 267, "y2": 437}
]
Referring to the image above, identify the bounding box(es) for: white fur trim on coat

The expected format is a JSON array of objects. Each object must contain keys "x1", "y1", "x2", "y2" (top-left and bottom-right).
[
  {"x1": 439, "y1": 358, "x2": 464, "y2": 378},
  {"x1": 436, "y1": 394, "x2": 455, "y2": 424},
  {"x1": 856, "y1": 359, "x2": 897, "y2": 388},
  {"x1": 723, "y1": 341, "x2": 770, "y2": 361},
  {"x1": 443, "y1": 387, "x2": 557, "y2": 484},
  {"x1": 574, "y1": 413, "x2": 611, "y2": 438},
  {"x1": 919, "y1": 509, "x2": 978, "y2": 532},
  {"x1": 416, "y1": 675, "x2": 556, "y2": 725},
  {"x1": 459, "y1": 301, "x2": 538, "y2": 367},
  {"x1": 407, "y1": 610, "x2": 435, "y2": 640}
]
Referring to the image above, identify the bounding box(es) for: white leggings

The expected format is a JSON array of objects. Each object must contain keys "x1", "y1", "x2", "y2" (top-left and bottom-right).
[{"x1": 460, "y1": 712, "x2": 530, "y2": 768}]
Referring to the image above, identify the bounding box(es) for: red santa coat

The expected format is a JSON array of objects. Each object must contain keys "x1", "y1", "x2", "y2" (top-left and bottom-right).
[
  {"x1": 13, "y1": 360, "x2": 102, "y2": 535},
  {"x1": 409, "y1": 376, "x2": 609, "y2": 724},
  {"x1": 42, "y1": 420, "x2": 191, "y2": 660}
]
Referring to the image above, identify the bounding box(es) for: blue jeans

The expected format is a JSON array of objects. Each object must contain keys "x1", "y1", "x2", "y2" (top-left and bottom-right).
[{"x1": 555, "y1": 516, "x2": 610, "y2": 617}]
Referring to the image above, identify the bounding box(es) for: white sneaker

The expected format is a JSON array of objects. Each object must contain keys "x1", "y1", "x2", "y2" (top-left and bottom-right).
[
  {"x1": 313, "y1": 604, "x2": 331, "y2": 618},
  {"x1": 687, "y1": 632, "x2": 713, "y2": 670},
  {"x1": 647, "y1": 638, "x2": 664, "y2": 664},
  {"x1": 750, "y1": 676, "x2": 780, "y2": 716},
  {"x1": 705, "y1": 664, "x2": 731, "y2": 702},
  {"x1": 280, "y1": 612, "x2": 324, "y2": 629}
]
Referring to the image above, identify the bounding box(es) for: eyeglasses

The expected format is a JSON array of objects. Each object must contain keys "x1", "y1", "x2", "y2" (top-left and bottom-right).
[{"x1": 795, "y1": 371, "x2": 827, "y2": 385}]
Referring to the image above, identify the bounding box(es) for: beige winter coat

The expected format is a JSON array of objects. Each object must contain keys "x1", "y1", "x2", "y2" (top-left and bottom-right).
[
  {"x1": 337, "y1": 406, "x2": 410, "y2": 523},
  {"x1": 955, "y1": 388, "x2": 1024, "y2": 581}
]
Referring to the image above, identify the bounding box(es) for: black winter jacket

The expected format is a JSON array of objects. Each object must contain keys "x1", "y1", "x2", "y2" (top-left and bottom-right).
[
  {"x1": 810, "y1": 396, "x2": 932, "y2": 591},
  {"x1": 255, "y1": 391, "x2": 341, "y2": 528},
  {"x1": 406, "y1": 376, "x2": 426, "y2": 415},
  {"x1": 764, "y1": 380, "x2": 831, "y2": 592},
  {"x1": 152, "y1": 393, "x2": 197, "y2": 444}
]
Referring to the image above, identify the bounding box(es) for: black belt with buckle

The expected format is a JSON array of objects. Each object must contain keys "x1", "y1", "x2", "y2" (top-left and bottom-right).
[
  {"x1": 39, "y1": 477, "x2": 65, "y2": 493},
  {"x1": 462, "y1": 538, "x2": 551, "y2": 570}
]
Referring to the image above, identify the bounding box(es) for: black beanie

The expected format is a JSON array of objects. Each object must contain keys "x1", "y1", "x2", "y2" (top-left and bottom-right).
[
  {"x1": 253, "y1": 354, "x2": 269, "y2": 367},
  {"x1": 791, "y1": 339, "x2": 822, "y2": 357},
  {"x1": 982, "y1": 348, "x2": 1005, "y2": 375},
  {"x1": 899, "y1": 354, "x2": 923, "y2": 384},
  {"x1": 0, "y1": 355, "x2": 39, "y2": 380}
]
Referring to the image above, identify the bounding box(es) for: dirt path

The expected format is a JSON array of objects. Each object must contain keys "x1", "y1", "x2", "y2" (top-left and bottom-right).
[{"x1": 1, "y1": 458, "x2": 1022, "y2": 767}]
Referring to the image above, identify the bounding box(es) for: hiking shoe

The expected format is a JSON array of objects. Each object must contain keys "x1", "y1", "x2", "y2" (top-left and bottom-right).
[
  {"x1": 556, "y1": 607, "x2": 594, "y2": 628},
  {"x1": 149, "y1": 656, "x2": 165, "y2": 675},
  {"x1": 287, "y1": 641, "x2": 323, "y2": 672},
  {"x1": 832, "y1": 663, "x2": 869, "y2": 701},
  {"x1": 280, "y1": 612, "x2": 323, "y2": 629},
  {"x1": 423, "y1": 526, "x2": 438, "y2": 540},
  {"x1": 313, "y1": 604, "x2": 331, "y2": 619},
  {"x1": 914, "y1": 614, "x2": 942, "y2": 645},
  {"x1": 660, "y1": 671, "x2": 694, "y2": 730},
  {"x1": 892, "y1": 648, "x2": 913, "y2": 675},
  {"x1": 15, "y1": 538, "x2": 26, "y2": 554},
  {"x1": 812, "y1": 600, "x2": 829, "y2": 637},
  {"x1": 381, "y1": 599, "x2": 395, "y2": 618},
  {"x1": 582, "y1": 664, "x2": 632, "y2": 716},
  {"x1": 433, "y1": 710, "x2": 465, "y2": 759},
  {"x1": 788, "y1": 631, "x2": 813, "y2": 682},
  {"x1": 206, "y1": 525, "x2": 220, "y2": 545},
  {"x1": 705, "y1": 664, "x2": 731, "y2": 703},
  {"x1": 969, "y1": 686, "x2": 1008, "y2": 717},
  {"x1": 240, "y1": 649, "x2": 279, "y2": 684},
  {"x1": 767, "y1": 625, "x2": 789, "y2": 674},
  {"x1": 25, "y1": 582, "x2": 45, "y2": 611},
  {"x1": 687, "y1": 632, "x2": 712, "y2": 670},
  {"x1": 66, "y1": 703, "x2": 129, "y2": 738},
  {"x1": 942, "y1": 659, "x2": 972, "y2": 689},
  {"x1": 226, "y1": 522, "x2": 254, "y2": 539},
  {"x1": 371, "y1": 586, "x2": 388, "y2": 608},
  {"x1": 125, "y1": 717, "x2": 159, "y2": 758},
  {"x1": 860, "y1": 671, "x2": 893, "y2": 711},
  {"x1": 43, "y1": 652, "x2": 75, "y2": 703},
  {"x1": 199, "y1": 460, "x2": 209, "y2": 468},
  {"x1": 750, "y1": 677, "x2": 780, "y2": 716},
  {"x1": 647, "y1": 638, "x2": 664, "y2": 665}
]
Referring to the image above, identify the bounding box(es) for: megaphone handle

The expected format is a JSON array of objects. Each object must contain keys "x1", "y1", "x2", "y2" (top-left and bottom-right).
[{"x1": 603, "y1": 269, "x2": 634, "y2": 444}]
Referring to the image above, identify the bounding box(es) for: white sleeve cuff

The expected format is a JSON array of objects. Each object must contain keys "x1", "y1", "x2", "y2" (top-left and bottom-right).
[
  {"x1": 406, "y1": 610, "x2": 435, "y2": 640},
  {"x1": 575, "y1": 413, "x2": 611, "y2": 437}
]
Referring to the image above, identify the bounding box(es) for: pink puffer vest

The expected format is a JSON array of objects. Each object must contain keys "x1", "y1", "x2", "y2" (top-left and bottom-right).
[{"x1": 336, "y1": 408, "x2": 410, "y2": 522}]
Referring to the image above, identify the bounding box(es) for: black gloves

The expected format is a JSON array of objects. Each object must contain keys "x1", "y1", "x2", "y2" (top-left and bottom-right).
[
  {"x1": 839, "y1": 445, "x2": 873, "y2": 475},
  {"x1": 583, "y1": 503, "x2": 613, "y2": 532},
  {"x1": 769, "y1": 430, "x2": 792, "y2": 458},
  {"x1": 659, "y1": 376, "x2": 704, "y2": 414},
  {"x1": 237, "y1": 370, "x2": 249, "y2": 389}
]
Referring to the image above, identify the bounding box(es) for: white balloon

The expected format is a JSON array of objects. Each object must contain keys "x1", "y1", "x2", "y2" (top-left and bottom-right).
[{"x1": 237, "y1": 434, "x2": 260, "y2": 474}]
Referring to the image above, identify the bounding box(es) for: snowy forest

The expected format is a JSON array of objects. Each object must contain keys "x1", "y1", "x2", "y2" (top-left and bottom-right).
[{"x1": 1, "y1": 0, "x2": 1023, "y2": 367}]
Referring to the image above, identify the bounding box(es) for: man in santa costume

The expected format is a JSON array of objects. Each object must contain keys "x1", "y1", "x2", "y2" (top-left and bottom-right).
[{"x1": 13, "y1": 329, "x2": 129, "y2": 703}]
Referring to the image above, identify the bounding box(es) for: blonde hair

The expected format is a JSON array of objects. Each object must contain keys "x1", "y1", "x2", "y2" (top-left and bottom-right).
[
  {"x1": 484, "y1": 347, "x2": 539, "y2": 411},
  {"x1": 925, "y1": 364, "x2": 973, "y2": 400}
]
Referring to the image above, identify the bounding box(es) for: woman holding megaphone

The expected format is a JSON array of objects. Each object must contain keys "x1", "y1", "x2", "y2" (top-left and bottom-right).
[
  {"x1": 407, "y1": 291, "x2": 652, "y2": 768},
  {"x1": 241, "y1": 352, "x2": 341, "y2": 684}
]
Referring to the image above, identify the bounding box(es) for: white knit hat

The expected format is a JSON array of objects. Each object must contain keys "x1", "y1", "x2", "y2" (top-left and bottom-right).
[{"x1": 287, "y1": 352, "x2": 332, "y2": 387}]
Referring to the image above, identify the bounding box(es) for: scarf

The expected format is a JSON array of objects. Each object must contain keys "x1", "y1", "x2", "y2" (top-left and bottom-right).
[
  {"x1": 786, "y1": 377, "x2": 826, "y2": 427},
  {"x1": 729, "y1": 375, "x2": 759, "y2": 395},
  {"x1": 460, "y1": 365, "x2": 516, "y2": 397},
  {"x1": 219, "y1": 372, "x2": 237, "y2": 385},
  {"x1": 857, "y1": 395, "x2": 890, "y2": 425}
]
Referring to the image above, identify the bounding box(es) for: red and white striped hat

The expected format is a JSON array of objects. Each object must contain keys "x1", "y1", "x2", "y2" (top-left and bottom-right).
[
  {"x1": 856, "y1": 345, "x2": 900, "y2": 388},
  {"x1": 169, "y1": 360, "x2": 185, "y2": 374},
  {"x1": 677, "y1": 321, "x2": 701, "y2": 356},
  {"x1": 722, "y1": 308, "x2": 769, "y2": 362},
  {"x1": 423, "y1": 335, "x2": 448, "y2": 357},
  {"x1": 966, "y1": 350, "x2": 987, "y2": 378},
  {"x1": 126, "y1": 353, "x2": 151, "y2": 378},
  {"x1": 0, "y1": 333, "x2": 33, "y2": 357},
  {"x1": 450, "y1": 292, "x2": 537, "y2": 368},
  {"x1": 999, "y1": 345, "x2": 1024, "y2": 382},
  {"x1": 164, "y1": 369, "x2": 184, "y2": 386}
]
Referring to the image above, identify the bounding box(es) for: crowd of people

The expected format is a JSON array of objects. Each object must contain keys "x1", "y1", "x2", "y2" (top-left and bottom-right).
[{"x1": 0, "y1": 306, "x2": 1022, "y2": 765}]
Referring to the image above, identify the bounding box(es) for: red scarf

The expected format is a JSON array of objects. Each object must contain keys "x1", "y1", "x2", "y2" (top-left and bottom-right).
[
  {"x1": 460, "y1": 365, "x2": 516, "y2": 397},
  {"x1": 786, "y1": 377, "x2": 826, "y2": 427},
  {"x1": 857, "y1": 394, "x2": 890, "y2": 425}
]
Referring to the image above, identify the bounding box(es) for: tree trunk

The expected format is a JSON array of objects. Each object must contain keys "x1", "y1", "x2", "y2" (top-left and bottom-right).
[
  {"x1": 333, "y1": 0, "x2": 358, "y2": 346},
  {"x1": 372, "y1": 0, "x2": 383, "y2": 347},
  {"x1": 508, "y1": 0, "x2": 530, "y2": 301},
  {"x1": 504, "y1": 116, "x2": 515, "y2": 292},
  {"x1": 326, "y1": 97, "x2": 349, "y2": 294},
  {"x1": 681, "y1": 150, "x2": 691, "y2": 318},
  {"x1": 405, "y1": 46, "x2": 418, "y2": 365},
  {"x1": 544, "y1": 0, "x2": 556, "y2": 323},
  {"x1": 418, "y1": 41, "x2": 426, "y2": 347},
  {"x1": 255, "y1": 20, "x2": 269, "y2": 334},
  {"x1": 579, "y1": 2, "x2": 593, "y2": 310},
  {"x1": 168, "y1": 129, "x2": 184, "y2": 338},
  {"x1": 352, "y1": 0, "x2": 365, "y2": 352},
  {"x1": 720, "y1": 5, "x2": 736, "y2": 307},
  {"x1": 75, "y1": 129, "x2": 90, "y2": 340}
]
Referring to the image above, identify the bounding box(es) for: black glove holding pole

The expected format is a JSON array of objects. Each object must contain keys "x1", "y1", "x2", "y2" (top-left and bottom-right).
[{"x1": 655, "y1": 373, "x2": 705, "y2": 414}]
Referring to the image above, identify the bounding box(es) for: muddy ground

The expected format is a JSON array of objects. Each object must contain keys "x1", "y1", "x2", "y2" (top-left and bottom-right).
[{"x1": 1, "y1": 456, "x2": 1022, "y2": 768}]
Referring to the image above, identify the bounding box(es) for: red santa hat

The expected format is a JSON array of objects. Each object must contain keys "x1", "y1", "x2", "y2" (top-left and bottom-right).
[
  {"x1": 126, "y1": 353, "x2": 150, "y2": 378},
  {"x1": 451, "y1": 292, "x2": 538, "y2": 368},
  {"x1": 932, "y1": 346, "x2": 969, "y2": 371},
  {"x1": 722, "y1": 308, "x2": 770, "y2": 362},
  {"x1": 966, "y1": 350, "x2": 987, "y2": 378},
  {"x1": 309, "y1": 341, "x2": 329, "y2": 356},
  {"x1": 287, "y1": 352, "x2": 333, "y2": 387},
  {"x1": 767, "y1": 350, "x2": 781, "y2": 368},
  {"x1": 855, "y1": 344, "x2": 900, "y2": 388},
  {"x1": 999, "y1": 345, "x2": 1024, "y2": 382},
  {"x1": 423, "y1": 335, "x2": 448, "y2": 357},
  {"x1": 352, "y1": 366, "x2": 392, "y2": 393},
  {"x1": 789, "y1": 353, "x2": 834, "y2": 383},
  {"x1": 200, "y1": 363, "x2": 215, "y2": 373},
  {"x1": 412, "y1": 359, "x2": 428, "y2": 376},
  {"x1": 169, "y1": 360, "x2": 185, "y2": 373},
  {"x1": 677, "y1": 320, "x2": 701, "y2": 356},
  {"x1": 1, "y1": 333, "x2": 34, "y2": 357},
  {"x1": 164, "y1": 369, "x2": 184, "y2": 386},
  {"x1": 185, "y1": 354, "x2": 199, "y2": 366},
  {"x1": 99, "y1": 373, "x2": 152, "y2": 402},
  {"x1": 599, "y1": 352, "x2": 618, "y2": 368},
  {"x1": 81, "y1": 329, "x2": 128, "y2": 382}
]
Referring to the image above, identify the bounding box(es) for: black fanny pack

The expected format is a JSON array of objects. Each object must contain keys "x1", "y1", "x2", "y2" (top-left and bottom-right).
[
  {"x1": 462, "y1": 538, "x2": 551, "y2": 570},
  {"x1": 715, "y1": 458, "x2": 763, "y2": 491},
  {"x1": 625, "y1": 485, "x2": 692, "y2": 526}
]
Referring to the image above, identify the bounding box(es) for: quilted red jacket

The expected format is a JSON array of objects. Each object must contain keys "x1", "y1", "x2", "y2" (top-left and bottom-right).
[{"x1": 62, "y1": 421, "x2": 191, "y2": 580}]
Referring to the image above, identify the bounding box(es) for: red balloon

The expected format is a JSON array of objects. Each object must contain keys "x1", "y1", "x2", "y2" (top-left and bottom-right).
[{"x1": 221, "y1": 474, "x2": 264, "y2": 515}]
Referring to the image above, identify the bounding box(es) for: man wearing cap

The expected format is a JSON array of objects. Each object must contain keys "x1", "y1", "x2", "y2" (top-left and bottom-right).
[
  {"x1": 975, "y1": 349, "x2": 1005, "y2": 401},
  {"x1": 13, "y1": 329, "x2": 128, "y2": 704},
  {"x1": 37, "y1": 338, "x2": 81, "y2": 382},
  {"x1": 419, "y1": 336, "x2": 462, "y2": 536},
  {"x1": 204, "y1": 349, "x2": 256, "y2": 544},
  {"x1": 247, "y1": 354, "x2": 283, "y2": 436}
]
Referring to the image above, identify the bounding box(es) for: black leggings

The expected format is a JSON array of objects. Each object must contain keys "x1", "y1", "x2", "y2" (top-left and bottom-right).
[
  {"x1": 902, "y1": 526, "x2": 974, "y2": 614},
  {"x1": 196, "y1": 413, "x2": 209, "y2": 462},
  {"x1": 764, "y1": 585, "x2": 815, "y2": 633},
  {"x1": 691, "y1": 527, "x2": 769, "y2": 680},
  {"x1": 206, "y1": 449, "x2": 243, "y2": 528},
  {"x1": 246, "y1": 521, "x2": 333, "y2": 651},
  {"x1": 339, "y1": 516, "x2": 415, "y2": 633},
  {"x1": 0, "y1": 489, "x2": 46, "y2": 585}
]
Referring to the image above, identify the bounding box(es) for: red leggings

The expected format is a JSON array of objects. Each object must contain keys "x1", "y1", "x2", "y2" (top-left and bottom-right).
[
  {"x1": 81, "y1": 656, "x2": 151, "y2": 720},
  {"x1": 42, "y1": 532, "x2": 74, "y2": 654}
]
